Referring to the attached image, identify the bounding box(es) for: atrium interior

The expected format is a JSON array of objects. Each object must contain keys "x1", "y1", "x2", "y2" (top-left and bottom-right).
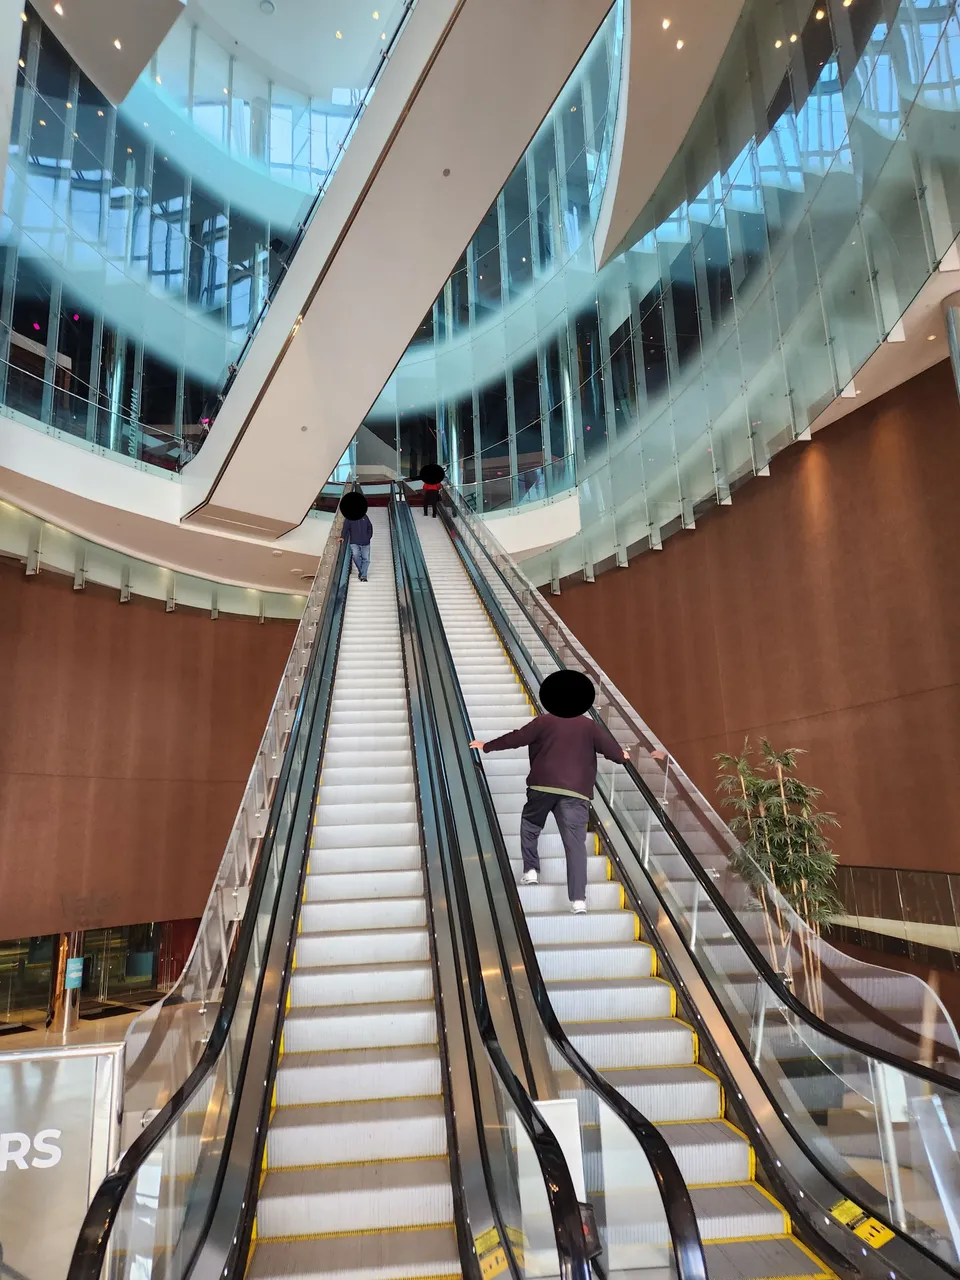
[{"x1": 2, "y1": 2, "x2": 960, "y2": 1280}]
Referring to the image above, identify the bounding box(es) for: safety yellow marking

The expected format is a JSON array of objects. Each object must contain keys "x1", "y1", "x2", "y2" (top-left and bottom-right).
[
  {"x1": 261, "y1": 1222, "x2": 456, "y2": 1242},
  {"x1": 474, "y1": 1227, "x2": 500, "y2": 1254},
  {"x1": 264, "y1": 1152, "x2": 446, "y2": 1173},
  {"x1": 752, "y1": 1180, "x2": 792, "y2": 1231},
  {"x1": 789, "y1": 1233, "x2": 841, "y2": 1277},
  {"x1": 606, "y1": 858, "x2": 613, "y2": 881},
  {"x1": 480, "y1": 1246, "x2": 509, "y2": 1278},
  {"x1": 830, "y1": 1198, "x2": 895, "y2": 1247}
]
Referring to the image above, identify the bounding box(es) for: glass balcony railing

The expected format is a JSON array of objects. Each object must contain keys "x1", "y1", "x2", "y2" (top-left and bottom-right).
[
  {"x1": 360, "y1": 0, "x2": 960, "y2": 587},
  {"x1": 0, "y1": 2, "x2": 415, "y2": 472}
]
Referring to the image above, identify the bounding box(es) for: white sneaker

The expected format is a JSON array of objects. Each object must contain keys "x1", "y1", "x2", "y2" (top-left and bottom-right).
[
  {"x1": 521, "y1": 870, "x2": 539, "y2": 885},
  {"x1": 571, "y1": 900, "x2": 587, "y2": 915}
]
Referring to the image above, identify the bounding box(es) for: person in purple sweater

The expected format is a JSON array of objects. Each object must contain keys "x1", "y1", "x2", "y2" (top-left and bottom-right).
[{"x1": 470, "y1": 669, "x2": 633, "y2": 914}]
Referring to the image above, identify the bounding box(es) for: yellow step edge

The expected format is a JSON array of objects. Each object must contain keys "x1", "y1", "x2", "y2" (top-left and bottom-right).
[
  {"x1": 257, "y1": 1221, "x2": 457, "y2": 1243},
  {"x1": 273, "y1": 1092, "x2": 444, "y2": 1110},
  {"x1": 264, "y1": 1152, "x2": 451, "y2": 1174},
  {"x1": 279, "y1": 1039, "x2": 440, "y2": 1057}
]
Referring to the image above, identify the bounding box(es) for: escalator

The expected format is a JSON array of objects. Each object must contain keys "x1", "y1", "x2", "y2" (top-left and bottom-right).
[
  {"x1": 251, "y1": 506, "x2": 458, "y2": 1277},
  {"x1": 406, "y1": 482, "x2": 960, "y2": 1280},
  {"x1": 67, "y1": 492, "x2": 709, "y2": 1280},
  {"x1": 414, "y1": 514, "x2": 829, "y2": 1280}
]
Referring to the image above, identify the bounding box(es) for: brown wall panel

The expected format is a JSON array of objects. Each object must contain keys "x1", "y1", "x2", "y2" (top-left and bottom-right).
[
  {"x1": 0, "y1": 564, "x2": 296, "y2": 937},
  {"x1": 551, "y1": 359, "x2": 960, "y2": 874}
]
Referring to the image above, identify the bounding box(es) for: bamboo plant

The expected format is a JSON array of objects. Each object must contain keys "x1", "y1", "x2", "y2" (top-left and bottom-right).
[{"x1": 715, "y1": 739, "x2": 841, "y2": 1014}]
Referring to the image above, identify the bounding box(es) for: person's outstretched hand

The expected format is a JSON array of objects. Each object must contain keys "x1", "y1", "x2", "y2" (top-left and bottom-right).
[
  {"x1": 651, "y1": 749, "x2": 667, "y2": 761},
  {"x1": 469, "y1": 740, "x2": 485, "y2": 750},
  {"x1": 622, "y1": 749, "x2": 631, "y2": 761}
]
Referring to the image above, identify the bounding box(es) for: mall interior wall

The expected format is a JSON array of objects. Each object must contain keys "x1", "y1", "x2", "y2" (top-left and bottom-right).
[
  {"x1": 0, "y1": 563, "x2": 295, "y2": 937},
  {"x1": 552, "y1": 359, "x2": 960, "y2": 876}
]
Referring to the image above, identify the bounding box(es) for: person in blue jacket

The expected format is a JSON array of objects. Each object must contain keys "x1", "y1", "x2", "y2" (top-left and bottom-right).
[{"x1": 338, "y1": 491, "x2": 373, "y2": 581}]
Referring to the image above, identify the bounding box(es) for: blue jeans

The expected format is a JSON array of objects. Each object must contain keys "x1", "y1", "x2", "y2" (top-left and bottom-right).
[{"x1": 350, "y1": 543, "x2": 370, "y2": 579}]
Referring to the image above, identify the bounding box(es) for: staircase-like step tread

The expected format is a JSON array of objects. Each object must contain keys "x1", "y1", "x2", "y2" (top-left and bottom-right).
[{"x1": 249, "y1": 1226, "x2": 461, "y2": 1280}]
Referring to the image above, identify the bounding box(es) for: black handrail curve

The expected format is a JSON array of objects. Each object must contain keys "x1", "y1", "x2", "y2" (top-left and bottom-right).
[
  {"x1": 440, "y1": 492, "x2": 960, "y2": 1093},
  {"x1": 396, "y1": 491, "x2": 709, "y2": 1280},
  {"x1": 66, "y1": 536, "x2": 351, "y2": 1280},
  {"x1": 390, "y1": 495, "x2": 592, "y2": 1280}
]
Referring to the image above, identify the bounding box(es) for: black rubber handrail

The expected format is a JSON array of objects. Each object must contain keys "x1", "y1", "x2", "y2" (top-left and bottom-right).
[
  {"x1": 397, "y1": 491, "x2": 708, "y2": 1280},
  {"x1": 390, "y1": 494, "x2": 592, "y2": 1280},
  {"x1": 440, "y1": 493, "x2": 960, "y2": 1094},
  {"x1": 66, "y1": 535, "x2": 351, "y2": 1280}
]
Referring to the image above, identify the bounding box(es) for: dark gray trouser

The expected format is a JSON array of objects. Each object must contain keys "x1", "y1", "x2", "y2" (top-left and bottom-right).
[{"x1": 520, "y1": 788, "x2": 589, "y2": 902}]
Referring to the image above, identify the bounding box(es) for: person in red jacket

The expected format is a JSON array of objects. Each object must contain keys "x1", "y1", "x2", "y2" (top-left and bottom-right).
[
  {"x1": 470, "y1": 669, "x2": 632, "y2": 914},
  {"x1": 419, "y1": 463, "x2": 444, "y2": 518}
]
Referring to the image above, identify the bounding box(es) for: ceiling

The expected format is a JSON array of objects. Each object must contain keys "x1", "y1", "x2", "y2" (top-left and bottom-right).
[
  {"x1": 29, "y1": 0, "x2": 185, "y2": 104},
  {"x1": 187, "y1": 0, "x2": 409, "y2": 102}
]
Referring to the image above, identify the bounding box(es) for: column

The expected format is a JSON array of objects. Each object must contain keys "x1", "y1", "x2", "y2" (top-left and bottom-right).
[{"x1": 47, "y1": 932, "x2": 84, "y2": 1039}]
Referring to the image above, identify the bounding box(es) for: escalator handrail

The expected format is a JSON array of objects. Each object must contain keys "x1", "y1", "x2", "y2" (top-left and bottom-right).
[
  {"x1": 397, "y1": 492, "x2": 708, "y2": 1280},
  {"x1": 390, "y1": 495, "x2": 592, "y2": 1280},
  {"x1": 439, "y1": 493, "x2": 960, "y2": 1093},
  {"x1": 66, "y1": 536, "x2": 351, "y2": 1280}
]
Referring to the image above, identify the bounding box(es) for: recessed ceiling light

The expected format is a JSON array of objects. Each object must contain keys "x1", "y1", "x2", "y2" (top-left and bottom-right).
[
  {"x1": 661, "y1": 17, "x2": 671, "y2": 29},
  {"x1": 381, "y1": 31, "x2": 386, "y2": 38},
  {"x1": 18, "y1": 58, "x2": 24, "y2": 67},
  {"x1": 259, "y1": 0, "x2": 275, "y2": 11},
  {"x1": 38, "y1": 118, "x2": 45, "y2": 125},
  {"x1": 373, "y1": 9, "x2": 379, "y2": 17},
  {"x1": 155, "y1": 75, "x2": 161, "y2": 84},
  {"x1": 843, "y1": 0, "x2": 852, "y2": 6},
  {"x1": 223, "y1": 87, "x2": 228, "y2": 94},
  {"x1": 775, "y1": 38, "x2": 782, "y2": 47},
  {"x1": 335, "y1": 29, "x2": 342, "y2": 38},
  {"x1": 20, "y1": 12, "x2": 26, "y2": 21},
  {"x1": 570, "y1": 104, "x2": 577, "y2": 111},
  {"x1": 790, "y1": 32, "x2": 798, "y2": 42},
  {"x1": 927, "y1": 333, "x2": 937, "y2": 340},
  {"x1": 53, "y1": 3, "x2": 63, "y2": 14},
  {"x1": 272, "y1": 549, "x2": 283, "y2": 557},
  {"x1": 815, "y1": 8, "x2": 825, "y2": 16},
  {"x1": 676, "y1": 38, "x2": 684, "y2": 48},
  {"x1": 127, "y1": 146, "x2": 132, "y2": 153},
  {"x1": 66, "y1": 101, "x2": 72, "y2": 108},
  {"x1": 97, "y1": 109, "x2": 103, "y2": 116},
  {"x1": 113, "y1": 38, "x2": 121, "y2": 50}
]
